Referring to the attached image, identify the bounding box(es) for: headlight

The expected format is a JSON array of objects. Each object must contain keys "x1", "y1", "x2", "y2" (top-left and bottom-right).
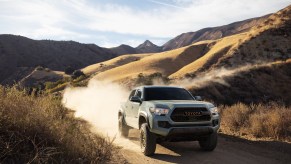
[
  {"x1": 149, "y1": 107, "x2": 169, "y2": 116},
  {"x1": 209, "y1": 107, "x2": 218, "y2": 115}
]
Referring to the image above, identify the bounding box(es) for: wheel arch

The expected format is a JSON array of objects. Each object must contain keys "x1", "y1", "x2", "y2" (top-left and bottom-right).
[{"x1": 139, "y1": 112, "x2": 149, "y2": 129}]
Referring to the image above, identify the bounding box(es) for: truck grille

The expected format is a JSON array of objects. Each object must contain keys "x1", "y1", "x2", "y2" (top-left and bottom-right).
[{"x1": 170, "y1": 107, "x2": 211, "y2": 122}]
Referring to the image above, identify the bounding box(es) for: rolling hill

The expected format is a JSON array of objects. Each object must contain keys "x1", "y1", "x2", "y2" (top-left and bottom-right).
[
  {"x1": 162, "y1": 14, "x2": 270, "y2": 51},
  {"x1": 82, "y1": 53, "x2": 151, "y2": 75},
  {"x1": 93, "y1": 40, "x2": 212, "y2": 81},
  {"x1": 0, "y1": 35, "x2": 119, "y2": 84}
]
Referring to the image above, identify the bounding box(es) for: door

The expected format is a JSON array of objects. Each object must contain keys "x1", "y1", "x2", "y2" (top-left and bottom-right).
[
  {"x1": 124, "y1": 89, "x2": 136, "y2": 125},
  {"x1": 131, "y1": 89, "x2": 142, "y2": 126}
]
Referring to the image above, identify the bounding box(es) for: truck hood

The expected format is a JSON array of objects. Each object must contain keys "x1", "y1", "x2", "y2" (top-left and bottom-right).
[{"x1": 148, "y1": 100, "x2": 213, "y2": 109}]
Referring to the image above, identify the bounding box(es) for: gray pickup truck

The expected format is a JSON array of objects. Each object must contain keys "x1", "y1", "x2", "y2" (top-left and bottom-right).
[{"x1": 118, "y1": 86, "x2": 220, "y2": 156}]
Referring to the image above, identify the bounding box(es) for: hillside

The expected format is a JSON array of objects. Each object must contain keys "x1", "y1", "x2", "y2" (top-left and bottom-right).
[
  {"x1": 82, "y1": 53, "x2": 151, "y2": 75},
  {"x1": 188, "y1": 60, "x2": 291, "y2": 105},
  {"x1": 171, "y1": 5, "x2": 291, "y2": 78},
  {"x1": 0, "y1": 35, "x2": 118, "y2": 84},
  {"x1": 94, "y1": 40, "x2": 212, "y2": 82},
  {"x1": 162, "y1": 14, "x2": 270, "y2": 51},
  {"x1": 19, "y1": 68, "x2": 69, "y2": 88}
]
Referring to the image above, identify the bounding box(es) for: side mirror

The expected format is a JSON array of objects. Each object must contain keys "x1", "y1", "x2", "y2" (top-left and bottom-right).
[
  {"x1": 195, "y1": 96, "x2": 202, "y2": 101},
  {"x1": 130, "y1": 96, "x2": 142, "y2": 103}
]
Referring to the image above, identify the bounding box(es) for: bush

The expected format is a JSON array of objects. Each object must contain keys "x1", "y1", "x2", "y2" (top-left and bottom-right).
[
  {"x1": 72, "y1": 70, "x2": 85, "y2": 79},
  {"x1": 0, "y1": 86, "x2": 115, "y2": 163},
  {"x1": 221, "y1": 103, "x2": 253, "y2": 130},
  {"x1": 35, "y1": 66, "x2": 44, "y2": 71},
  {"x1": 44, "y1": 68, "x2": 51, "y2": 72},
  {"x1": 249, "y1": 103, "x2": 291, "y2": 139},
  {"x1": 47, "y1": 83, "x2": 68, "y2": 93},
  {"x1": 220, "y1": 102, "x2": 291, "y2": 141},
  {"x1": 64, "y1": 67, "x2": 75, "y2": 75},
  {"x1": 73, "y1": 75, "x2": 87, "y2": 83}
]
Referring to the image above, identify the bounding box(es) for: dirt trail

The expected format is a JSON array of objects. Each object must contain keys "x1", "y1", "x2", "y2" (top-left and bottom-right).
[{"x1": 116, "y1": 130, "x2": 291, "y2": 164}]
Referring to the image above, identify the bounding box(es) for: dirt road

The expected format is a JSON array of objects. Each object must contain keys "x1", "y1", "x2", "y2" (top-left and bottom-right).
[{"x1": 116, "y1": 130, "x2": 291, "y2": 164}]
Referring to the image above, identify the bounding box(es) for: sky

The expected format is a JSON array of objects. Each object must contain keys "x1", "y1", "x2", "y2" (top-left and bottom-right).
[{"x1": 0, "y1": 0, "x2": 290, "y2": 48}]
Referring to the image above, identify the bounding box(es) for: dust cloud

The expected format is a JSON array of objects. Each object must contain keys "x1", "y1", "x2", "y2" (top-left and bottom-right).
[
  {"x1": 172, "y1": 63, "x2": 273, "y2": 89},
  {"x1": 62, "y1": 80, "x2": 128, "y2": 137},
  {"x1": 62, "y1": 80, "x2": 142, "y2": 151}
]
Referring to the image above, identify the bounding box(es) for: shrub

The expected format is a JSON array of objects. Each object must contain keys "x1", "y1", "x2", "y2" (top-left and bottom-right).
[
  {"x1": 47, "y1": 83, "x2": 68, "y2": 93},
  {"x1": 44, "y1": 68, "x2": 51, "y2": 72},
  {"x1": 45, "y1": 81, "x2": 58, "y2": 90},
  {"x1": 220, "y1": 102, "x2": 291, "y2": 141},
  {"x1": 249, "y1": 103, "x2": 291, "y2": 139},
  {"x1": 221, "y1": 103, "x2": 252, "y2": 130},
  {"x1": 0, "y1": 86, "x2": 115, "y2": 163},
  {"x1": 72, "y1": 70, "x2": 85, "y2": 79},
  {"x1": 64, "y1": 66, "x2": 75, "y2": 75},
  {"x1": 35, "y1": 66, "x2": 44, "y2": 71},
  {"x1": 99, "y1": 63, "x2": 105, "y2": 68},
  {"x1": 73, "y1": 75, "x2": 87, "y2": 83}
]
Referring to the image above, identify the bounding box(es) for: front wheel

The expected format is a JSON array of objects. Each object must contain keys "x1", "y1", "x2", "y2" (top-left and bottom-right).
[
  {"x1": 118, "y1": 115, "x2": 129, "y2": 137},
  {"x1": 140, "y1": 123, "x2": 156, "y2": 156},
  {"x1": 199, "y1": 131, "x2": 218, "y2": 151}
]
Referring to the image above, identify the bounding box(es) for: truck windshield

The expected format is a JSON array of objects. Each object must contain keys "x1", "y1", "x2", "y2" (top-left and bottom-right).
[{"x1": 144, "y1": 87, "x2": 194, "y2": 101}]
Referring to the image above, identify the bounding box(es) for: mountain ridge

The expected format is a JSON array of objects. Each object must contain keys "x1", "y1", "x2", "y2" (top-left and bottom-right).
[{"x1": 162, "y1": 14, "x2": 271, "y2": 51}]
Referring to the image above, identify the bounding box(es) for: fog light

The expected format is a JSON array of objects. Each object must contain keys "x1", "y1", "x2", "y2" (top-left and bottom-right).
[
  {"x1": 212, "y1": 120, "x2": 219, "y2": 126},
  {"x1": 158, "y1": 121, "x2": 170, "y2": 128}
]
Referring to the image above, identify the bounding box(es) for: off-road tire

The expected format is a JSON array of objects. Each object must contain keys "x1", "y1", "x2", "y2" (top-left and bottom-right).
[
  {"x1": 118, "y1": 115, "x2": 129, "y2": 137},
  {"x1": 140, "y1": 123, "x2": 156, "y2": 156},
  {"x1": 199, "y1": 131, "x2": 218, "y2": 151}
]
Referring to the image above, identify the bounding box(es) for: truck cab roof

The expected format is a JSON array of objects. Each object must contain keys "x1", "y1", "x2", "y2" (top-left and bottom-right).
[{"x1": 134, "y1": 85, "x2": 183, "y2": 90}]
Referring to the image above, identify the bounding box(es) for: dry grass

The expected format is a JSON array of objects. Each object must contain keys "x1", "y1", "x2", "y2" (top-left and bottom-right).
[
  {"x1": 94, "y1": 41, "x2": 210, "y2": 82},
  {"x1": 82, "y1": 53, "x2": 150, "y2": 75},
  {"x1": 0, "y1": 86, "x2": 115, "y2": 163},
  {"x1": 220, "y1": 102, "x2": 291, "y2": 141}
]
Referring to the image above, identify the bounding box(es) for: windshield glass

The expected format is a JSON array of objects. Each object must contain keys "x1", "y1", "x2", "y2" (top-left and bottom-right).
[{"x1": 144, "y1": 87, "x2": 194, "y2": 101}]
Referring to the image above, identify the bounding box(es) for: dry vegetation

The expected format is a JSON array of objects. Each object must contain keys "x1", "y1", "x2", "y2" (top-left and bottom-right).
[
  {"x1": 220, "y1": 102, "x2": 291, "y2": 142},
  {"x1": 0, "y1": 86, "x2": 115, "y2": 163}
]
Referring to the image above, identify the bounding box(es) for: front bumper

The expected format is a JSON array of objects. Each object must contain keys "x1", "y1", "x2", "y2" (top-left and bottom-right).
[
  {"x1": 168, "y1": 126, "x2": 214, "y2": 136},
  {"x1": 149, "y1": 114, "x2": 220, "y2": 137}
]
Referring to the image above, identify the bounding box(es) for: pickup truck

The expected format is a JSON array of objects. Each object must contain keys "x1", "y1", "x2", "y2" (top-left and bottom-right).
[{"x1": 118, "y1": 86, "x2": 220, "y2": 156}]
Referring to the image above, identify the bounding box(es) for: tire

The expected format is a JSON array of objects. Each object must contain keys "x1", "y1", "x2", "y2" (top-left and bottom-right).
[
  {"x1": 140, "y1": 123, "x2": 156, "y2": 156},
  {"x1": 118, "y1": 115, "x2": 129, "y2": 137},
  {"x1": 199, "y1": 131, "x2": 218, "y2": 151}
]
